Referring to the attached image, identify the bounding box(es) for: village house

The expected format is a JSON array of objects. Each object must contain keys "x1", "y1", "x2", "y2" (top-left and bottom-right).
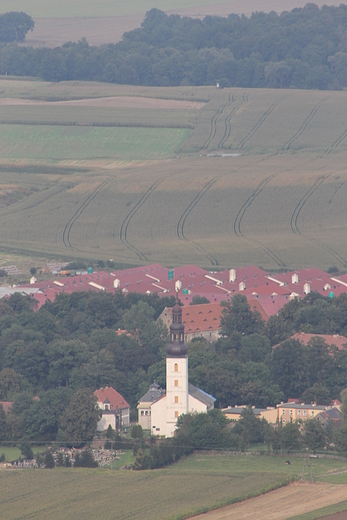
[
  {"x1": 95, "y1": 386, "x2": 130, "y2": 431},
  {"x1": 222, "y1": 405, "x2": 278, "y2": 423},
  {"x1": 277, "y1": 402, "x2": 326, "y2": 424}
]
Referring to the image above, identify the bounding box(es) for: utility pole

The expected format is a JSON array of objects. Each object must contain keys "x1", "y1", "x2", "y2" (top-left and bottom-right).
[{"x1": 301, "y1": 448, "x2": 313, "y2": 483}]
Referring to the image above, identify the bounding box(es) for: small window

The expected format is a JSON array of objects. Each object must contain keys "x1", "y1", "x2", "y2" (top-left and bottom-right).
[
  {"x1": 141, "y1": 411, "x2": 144, "y2": 416},
  {"x1": 174, "y1": 363, "x2": 178, "y2": 372},
  {"x1": 298, "y1": 410, "x2": 301, "y2": 416},
  {"x1": 174, "y1": 380, "x2": 178, "y2": 387},
  {"x1": 105, "y1": 405, "x2": 109, "y2": 410},
  {"x1": 145, "y1": 411, "x2": 148, "y2": 416},
  {"x1": 282, "y1": 409, "x2": 285, "y2": 415},
  {"x1": 175, "y1": 411, "x2": 179, "y2": 418},
  {"x1": 290, "y1": 410, "x2": 293, "y2": 416},
  {"x1": 175, "y1": 396, "x2": 178, "y2": 403},
  {"x1": 303, "y1": 410, "x2": 307, "y2": 416},
  {"x1": 149, "y1": 411, "x2": 151, "y2": 416},
  {"x1": 311, "y1": 411, "x2": 314, "y2": 416}
]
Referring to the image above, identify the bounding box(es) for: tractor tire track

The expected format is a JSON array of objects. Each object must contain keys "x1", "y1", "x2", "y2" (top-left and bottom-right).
[
  {"x1": 290, "y1": 176, "x2": 328, "y2": 236},
  {"x1": 238, "y1": 98, "x2": 282, "y2": 150},
  {"x1": 218, "y1": 93, "x2": 249, "y2": 149},
  {"x1": 290, "y1": 175, "x2": 347, "y2": 265},
  {"x1": 321, "y1": 128, "x2": 347, "y2": 157},
  {"x1": 62, "y1": 177, "x2": 111, "y2": 249},
  {"x1": 202, "y1": 97, "x2": 234, "y2": 151},
  {"x1": 233, "y1": 174, "x2": 285, "y2": 267},
  {"x1": 282, "y1": 97, "x2": 328, "y2": 151},
  {"x1": 177, "y1": 178, "x2": 219, "y2": 266},
  {"x1": 119, "y1": 178, "x2": 164, "y2": 262}
]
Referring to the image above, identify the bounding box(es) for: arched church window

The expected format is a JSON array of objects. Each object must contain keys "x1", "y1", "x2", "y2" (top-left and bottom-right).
[{"x1": 174, "y1": 363, "x2": 178, "y2": 372}]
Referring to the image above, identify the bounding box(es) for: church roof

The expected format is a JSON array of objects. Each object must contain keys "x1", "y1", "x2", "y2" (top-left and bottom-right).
[
  {"x1": 189, "y1": 383, "x2": 216, "y2": 408},
  {"x1": 147, "y1": 384, "x2": 215, "y2": 408},
  {"x1": 138, "y1": 384, "x2": 165, "y2": 403}
]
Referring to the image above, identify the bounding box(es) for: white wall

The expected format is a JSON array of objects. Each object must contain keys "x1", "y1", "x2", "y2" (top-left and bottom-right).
[
  {"x1": 189, "y1": 395, "x2": 208, "y2": 414},
  {"x1": 166, "y1": 356, "x2": 188, "y2": 438},
  {"x1": 97, "y1": 413, "x2": 116, "y2": 432},
  {"x1": 151, "y1": 397, "x2": 167, "y2": 436}
]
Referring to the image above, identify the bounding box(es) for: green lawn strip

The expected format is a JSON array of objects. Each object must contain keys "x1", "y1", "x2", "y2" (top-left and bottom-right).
[
  {"x1": 287, "y1": 501, "x2": 347, "y2": 520},
  {"x1": 0, "y1": 445, "x2": 46, "y2": 462},
  {"x1": 0, "y1": 124, "x2": 189, "y2": 160},
  {"x1": 102, "y1": 450, "x2": 135, "y2": 470}
]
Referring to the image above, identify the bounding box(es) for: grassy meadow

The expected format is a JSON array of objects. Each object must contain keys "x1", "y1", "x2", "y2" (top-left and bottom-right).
[
  {"x1": 1, "y1": 453, "x2": 346, "y2": 520},
  {"x1": 0, "y1": 79, "x2": 347, "y2": 270}
]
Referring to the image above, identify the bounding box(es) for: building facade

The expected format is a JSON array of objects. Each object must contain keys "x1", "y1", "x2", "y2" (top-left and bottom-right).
[{"x1": 138, "y1": 293, "x2": 215, "y2": 437}]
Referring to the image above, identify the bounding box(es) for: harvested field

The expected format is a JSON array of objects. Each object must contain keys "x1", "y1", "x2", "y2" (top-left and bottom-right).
[{"x1": 191, "y1": 483, "x2": 347, "y2": 520}]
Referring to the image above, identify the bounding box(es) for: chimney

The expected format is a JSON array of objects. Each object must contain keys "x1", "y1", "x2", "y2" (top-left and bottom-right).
[{"x1": 229, "y1": 269, "x2": 236, "y2": 282}]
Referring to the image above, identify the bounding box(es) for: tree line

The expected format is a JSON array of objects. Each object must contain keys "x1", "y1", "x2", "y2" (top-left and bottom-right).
[
  {"x1": 3, "y1": 5, "x2": 347, "y2": 89},
  {"x1": 0, "y1": 289, "x2": 347, "y2": 446}
]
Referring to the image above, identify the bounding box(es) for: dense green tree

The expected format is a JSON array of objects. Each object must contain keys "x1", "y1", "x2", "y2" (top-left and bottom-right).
[
  {"x1": 302, "y1": 419, "x2": 326, "y2": 451},
  {"x1": 59, "y1": 389, "x2": 100, "y2": 447},
  {"x1": 271, "y1": 340, "x2": 309, "y2": 400}
]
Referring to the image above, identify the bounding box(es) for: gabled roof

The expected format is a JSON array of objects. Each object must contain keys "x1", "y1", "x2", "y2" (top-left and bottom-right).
[
  {"x1": 165, "y1": 302, "x2": 222, "y2": 333},
  {"x1": 148, "y1": 384, "x2": 216, "y2": 408},
  {"x1": 288, "y1": 333, "x2": 347, "y2": 351},
  {"x1": 138, "y1": 383, "x2": 165, "y2": 404},
  {"x1": 95, "y1": 386, "x2": 130, "y2": 410},
  {"x1": 188, "y1": 383, "x2": 216, "y2": 407},
  {"x1": 323, "y1": 408, "x2": 342, "y2": 420}
]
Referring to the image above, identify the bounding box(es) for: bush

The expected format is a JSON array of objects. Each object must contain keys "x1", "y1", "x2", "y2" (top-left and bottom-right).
[
  {"x1": 0, "y1": 270, "x2": 6, "y2": 278},
  {"x1": 131, "y1": 424, "x2": 143, "y2": 439},
  {"x1": 30, "y1": 267, "x2": 37, "y2": 275},
  {"x1": 20, "y1": 442, "x2": 33, "y2": 460},
  {"x1": 44, "y1": 450, "x2": 55, "y2": 468},
  {"x1": 56, "y1": 452, "x2": 64, "y2": 467},
  {"x1": 74, "y1": 450, "x2": 98, "y2": 468}
]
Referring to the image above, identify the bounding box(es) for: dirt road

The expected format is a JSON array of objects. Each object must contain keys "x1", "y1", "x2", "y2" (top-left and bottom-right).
[{"x1": 190, "y1": 483, "x2": 347, "y2": 520}]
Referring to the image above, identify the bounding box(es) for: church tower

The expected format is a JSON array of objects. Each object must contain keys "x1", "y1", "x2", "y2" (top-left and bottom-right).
[{"x1": 166, "y1": 292, "x2": 188, "y2": 437}]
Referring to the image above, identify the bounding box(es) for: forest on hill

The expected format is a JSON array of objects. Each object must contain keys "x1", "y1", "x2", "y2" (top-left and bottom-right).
[
  {"x1": 0, "y1": 290, "x2": 347, "y2": 447},
  {"x1": 2, "y1": 5, "x2": 347, "y2": 88}
]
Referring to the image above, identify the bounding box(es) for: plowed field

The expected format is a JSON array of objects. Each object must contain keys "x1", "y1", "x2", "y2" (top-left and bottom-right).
[{"x1": 191, "y1": 483, "x2": 347, "y2": 520}]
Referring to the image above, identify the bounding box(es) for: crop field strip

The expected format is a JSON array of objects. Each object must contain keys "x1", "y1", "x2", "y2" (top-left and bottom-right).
[
  {"x1": 1, "y1": 82, "x2": 347, "y2": 268},
  {"x1": 0, "y1": 454, "x2": 346, "y2": 520}
]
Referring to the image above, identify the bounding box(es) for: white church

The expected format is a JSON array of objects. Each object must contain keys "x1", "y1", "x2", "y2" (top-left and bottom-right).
[{"x1": 138, "y1": 293, "x2": 215, "y2": 437}]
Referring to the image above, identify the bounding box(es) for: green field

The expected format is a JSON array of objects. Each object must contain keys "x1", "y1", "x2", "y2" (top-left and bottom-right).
[
  {"x1": 0, "y1": 125, "x2": 188, "y2": 160},
  {"x1": 1, "y1": 79, "x2": 347, "y2": 270},
  {"x1": 1, "y1": 454, "x2": 346, "y2": 520}
]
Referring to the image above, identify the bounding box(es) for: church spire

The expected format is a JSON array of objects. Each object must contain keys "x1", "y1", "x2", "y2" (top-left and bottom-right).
[{"x1": 167, "y1": 291, "x2": 187, "y2": 357}]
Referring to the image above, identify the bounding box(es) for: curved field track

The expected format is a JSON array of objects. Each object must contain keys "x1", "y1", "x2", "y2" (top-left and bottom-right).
[{"x1": 190, "y1": 483, "x2": 347, "y2": 520}]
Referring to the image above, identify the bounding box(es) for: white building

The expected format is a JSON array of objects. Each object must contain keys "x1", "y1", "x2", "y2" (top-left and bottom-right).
[
  {"x1": 95, "y1": 386, "x2": 131, "y2": 431},
  {"x1": 138, "y1": 293, "x2": 215, "y2": 437}
]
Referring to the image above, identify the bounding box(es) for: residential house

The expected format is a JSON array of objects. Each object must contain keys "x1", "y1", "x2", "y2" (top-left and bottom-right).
[{"x1": 95, "y1": 386, "x2": 130, "y2": 431}]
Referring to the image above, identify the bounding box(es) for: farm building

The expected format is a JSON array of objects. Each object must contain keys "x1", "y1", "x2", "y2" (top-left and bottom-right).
[
  {"x1": 95, "y1": 386, "x2": 130, "y2": 431},
  {"x1": 138, "y1": 292, "x2": 215, "y2": 437},
  {"x1": 5, "y1": 264, "x2": 347, "y2": 320}
]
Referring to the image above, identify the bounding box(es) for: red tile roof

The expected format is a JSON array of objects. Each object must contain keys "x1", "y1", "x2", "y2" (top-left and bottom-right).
[
  {"x1": 0, "y1": 401, "x2": 12, "y2": 414},
  {"x1": 94, "y1": 387, "x2": 130, "y2": 410},
  {"x1": 290, "y1": 332, "x2": 347, "y2": 350}
]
